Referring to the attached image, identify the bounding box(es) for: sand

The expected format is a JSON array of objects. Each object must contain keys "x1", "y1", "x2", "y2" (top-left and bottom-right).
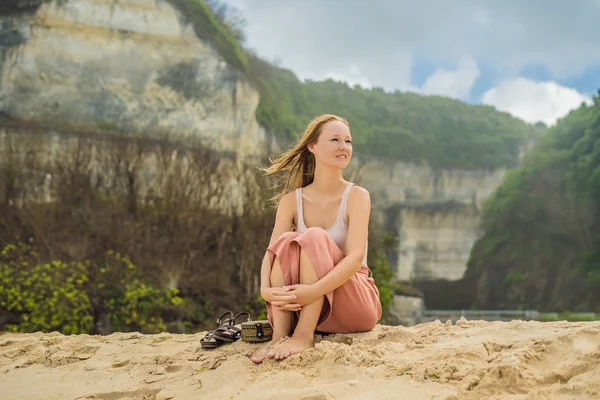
[{"x1": 1, "y1": 318, "x2": 599, "y2": 400}]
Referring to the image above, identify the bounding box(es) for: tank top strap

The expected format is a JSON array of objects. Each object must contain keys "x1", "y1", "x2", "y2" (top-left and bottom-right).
[
  {"x1": 295, "y1": 187, "x2": 305, "y2": 229},
  {"x1": 339, "y1": 182, "x2": 355, "y2": 222}
]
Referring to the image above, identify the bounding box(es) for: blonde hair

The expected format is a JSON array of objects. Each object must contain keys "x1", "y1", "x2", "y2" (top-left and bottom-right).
[{"x1": 260, "y1": 114, "x2": 349, "y2": 204}]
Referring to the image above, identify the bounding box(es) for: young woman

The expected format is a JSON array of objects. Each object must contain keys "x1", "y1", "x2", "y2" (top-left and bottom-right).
[{"x1": 250, "y1": 114, "x2": 382, "y2": 364}]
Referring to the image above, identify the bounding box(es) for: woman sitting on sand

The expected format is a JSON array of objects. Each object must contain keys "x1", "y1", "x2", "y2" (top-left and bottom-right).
[{"x1": 250, "y1": 114, "x2": 382, "y2": 364}]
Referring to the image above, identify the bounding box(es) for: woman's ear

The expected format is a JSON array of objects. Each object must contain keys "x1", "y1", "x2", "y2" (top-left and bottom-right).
[{"x1": 307, "y1": 143, "x2": 315, "y2": 153}]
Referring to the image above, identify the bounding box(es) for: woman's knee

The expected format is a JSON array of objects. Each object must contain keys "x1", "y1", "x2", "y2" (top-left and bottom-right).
[{"x1": 301, "y1": 226, "x2": 329, "y2": 241}]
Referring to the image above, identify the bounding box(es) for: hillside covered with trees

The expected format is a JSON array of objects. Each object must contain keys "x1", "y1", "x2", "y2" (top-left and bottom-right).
[{"x1": 463, "y1": 94, "x2": 600, "y2": 312}]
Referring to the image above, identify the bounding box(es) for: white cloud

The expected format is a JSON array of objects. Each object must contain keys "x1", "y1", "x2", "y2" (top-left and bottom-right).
[
  {"x1": 323, "y1": 56, "x2": 481, "y2": 100},
  {"x1": 317, "y1": 65, "x2": 373, "y2": 89},
  {"x1": 471, "y1": 8, "x2": 492, "y2": 25},
  {"x1": 324, "y1": 69, "x2": 373, "y2": 89},
  {"x1": 481, "y1": 78, "x2": 594, "y2": 125},
  {"x1": 421, "y1": 56, "x2": 480, "y2": 100}
]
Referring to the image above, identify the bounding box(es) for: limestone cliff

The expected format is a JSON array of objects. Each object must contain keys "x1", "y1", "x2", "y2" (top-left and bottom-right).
[
  {"x1": 0, "y1": 0, "x2": 268, "y2": 158},
  {"x1": 355, "y1": 159, "x2": 508, "y2": 281}
]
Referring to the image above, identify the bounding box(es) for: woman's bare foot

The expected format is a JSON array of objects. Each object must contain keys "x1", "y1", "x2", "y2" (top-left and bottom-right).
[
  {"x1": 250, "y1": 337, "x2": 287, "y2": 364},
  {"x1": 267, "y1": 334, "x2": 313, "y2": 360},
  {"x1": 250, "y1": 341, "x2": 275, "y2": 364}
]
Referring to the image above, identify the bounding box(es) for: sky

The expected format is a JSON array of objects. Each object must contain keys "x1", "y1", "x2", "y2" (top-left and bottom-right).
[{"x1": 222, "y1": 0, "x2": 600, "y2": 126}]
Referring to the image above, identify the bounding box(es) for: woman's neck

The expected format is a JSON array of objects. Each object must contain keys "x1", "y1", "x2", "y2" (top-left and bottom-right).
[{"x1": 310, "y1": 165, "x2": 346, "y2": 195}]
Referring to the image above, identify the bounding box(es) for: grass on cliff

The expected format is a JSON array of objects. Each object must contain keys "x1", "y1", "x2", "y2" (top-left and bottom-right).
[{"x1": 164, "y1": 0, "x2": 249, "y2": 74}]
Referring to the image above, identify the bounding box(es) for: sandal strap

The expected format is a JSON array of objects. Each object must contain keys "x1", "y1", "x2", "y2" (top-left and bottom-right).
[
  {"x1": 212, "y1": 325, "x2": 242, "y2": 341},
  {"x1": 232, "y1": 312, "x2": 252, "y2": 324},
  {"x1": 216, "y1": 311, "x2": 234, "y2": 326}
]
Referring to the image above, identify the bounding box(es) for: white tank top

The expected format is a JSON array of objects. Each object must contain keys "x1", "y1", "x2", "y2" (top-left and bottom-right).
[{"x1": 295, "y1": 182, "x2": 368, "y2": 266}]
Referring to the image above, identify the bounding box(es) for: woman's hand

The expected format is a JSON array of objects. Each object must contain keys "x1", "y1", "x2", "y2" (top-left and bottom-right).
[
  {"x1": 284, "y1": 284, "x2": 318, "y2": 307},
  {"x1": 261, "y1": 287, "x2": 302, "y2": 312}
]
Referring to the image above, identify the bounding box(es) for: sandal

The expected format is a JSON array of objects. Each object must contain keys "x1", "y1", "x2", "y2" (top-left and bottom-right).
[
  {"x1": 212, "y1": 312, "x2": 252, "y2": 342},
  {"x1": 200, "y1": 311, "x2": 234, "y2": 349}
]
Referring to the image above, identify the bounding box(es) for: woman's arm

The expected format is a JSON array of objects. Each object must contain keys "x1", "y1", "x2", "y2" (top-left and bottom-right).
[
  {"x1": 310, "y1": 186, "x2": 371, "y2": 298},
  {"x1": 259, "y1": 192, "x2": 296, "y2": 294}
]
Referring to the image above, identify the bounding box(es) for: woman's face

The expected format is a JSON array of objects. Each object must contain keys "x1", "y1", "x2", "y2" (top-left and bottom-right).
[{"x1": 308, "y1": 120, "x2": 353, "y2": 169}]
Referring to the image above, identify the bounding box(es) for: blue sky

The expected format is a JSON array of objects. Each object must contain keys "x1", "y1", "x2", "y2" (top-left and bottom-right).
[{"x1": 223, "y1": 0, "x2": 600, "y2": 126}]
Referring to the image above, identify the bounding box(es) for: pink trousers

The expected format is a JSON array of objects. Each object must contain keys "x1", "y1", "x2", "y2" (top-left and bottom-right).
[{"x1": 265, "y1": 227, "x2": 382, "y2": 333}]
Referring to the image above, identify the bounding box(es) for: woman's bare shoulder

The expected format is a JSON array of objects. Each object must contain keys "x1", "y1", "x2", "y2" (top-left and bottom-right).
[
  {"x1": 269, "y1": 191, "x2": 297, "y2": 241},
  {"x1": 346, "y1": 184, "x2": 371, "y2": 227},
  {"x1": 347, "y1": 184, "x2": 371, "y2": 215},
  {"x1": 281, "y1": 190, "x2": 296, "y2": 201},
  {"x1": 348, "y1": 184, "x2": 370, "y2": 201},
  {"x1": 276, "y1": 190, "x2": 297, "y2": 213}
]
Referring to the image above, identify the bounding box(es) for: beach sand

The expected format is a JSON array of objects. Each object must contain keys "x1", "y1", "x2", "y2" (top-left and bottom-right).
[{"x1": 1, "y1": 318, "x2": 599, "y2": 400}]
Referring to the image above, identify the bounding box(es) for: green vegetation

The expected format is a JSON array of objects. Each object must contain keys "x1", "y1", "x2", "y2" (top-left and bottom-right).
[
  {"x1": 166, "y1": 0, "x2": 542, "y2": 170},
  {"x1": 257, "y1": 76, "x2": 541, "y2": 170},
  {"x1": 367, "y1": 233, "x2": 396, "y2": 320},
  {"x1": 466, "y1": 93, "x2": 600, "y2": 312},
  {"x1": 0, "y1": 241, "x2": 182, "y2": 334},
  {"x1": 0, "y1": 128, "x2": 276, "y2": 334},
  {"x1": 165, "y1": 0, "x2": 249, "y2": 74},
  {"x1": 538, "y1": 312, "x2": 600, "y2": 322}
]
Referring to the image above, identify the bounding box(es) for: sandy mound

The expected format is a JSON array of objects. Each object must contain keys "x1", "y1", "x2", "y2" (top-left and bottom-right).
[{"x1": 1, "y1": 318, "x2": 599, "y2": 400}]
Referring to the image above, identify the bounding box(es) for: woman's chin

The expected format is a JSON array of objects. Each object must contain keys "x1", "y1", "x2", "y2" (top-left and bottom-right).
[
  {"x1": 334, "y1": 157, "x2": 350, "y2": 165},
  {"x1": 328, "y1": 162, "x2": 348, "y2": 170},
  {"x1": 321, "y1": 157, "x2": 351, "y2": 169}
]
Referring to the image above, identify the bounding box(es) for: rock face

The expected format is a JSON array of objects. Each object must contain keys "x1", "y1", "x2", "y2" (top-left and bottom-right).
[
  {"x1": 355, "y1": 159, "x2": 507, "y2": 281},
  {"x1": 0, "y1": 0, "x2": 267, "y2": 159}
]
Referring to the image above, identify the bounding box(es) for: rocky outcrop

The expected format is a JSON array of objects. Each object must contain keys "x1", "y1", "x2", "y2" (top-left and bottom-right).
[
  {"x1": 354, "y1": 159, "x2": 508, "y2": 281},
  {"x1": 0, "y1": 0, "x2": 268, "y2": 159}
]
